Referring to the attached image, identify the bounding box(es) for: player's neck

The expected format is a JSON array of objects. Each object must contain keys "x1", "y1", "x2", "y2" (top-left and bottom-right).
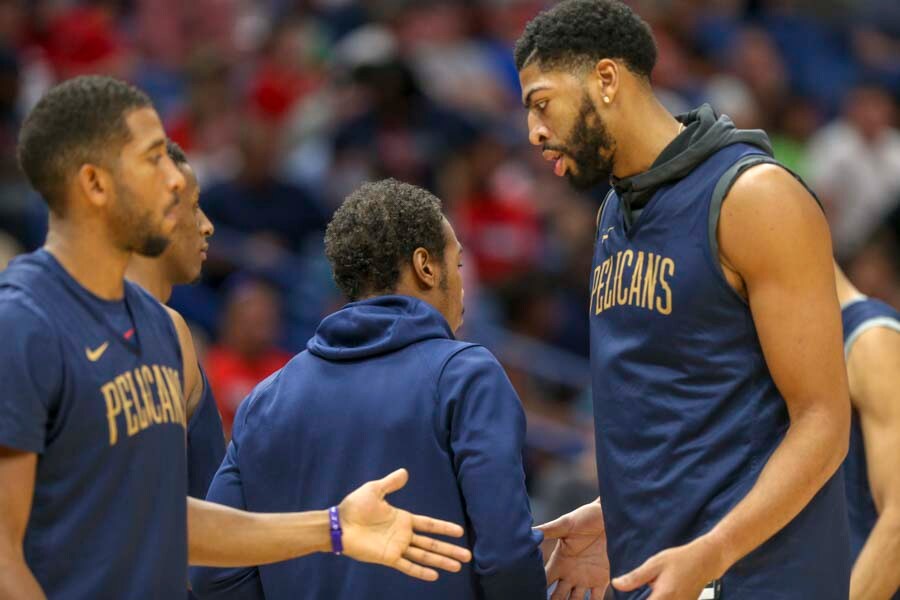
[
  {"x1": 611, "y1": 95, "x2": 682, "y2": 180},
  {"x1": 44, "y1": 218, "x2": 131, "y2": 301},
  {"x1": 125, "y1": 256, "x2": 173, "y2": 304}
]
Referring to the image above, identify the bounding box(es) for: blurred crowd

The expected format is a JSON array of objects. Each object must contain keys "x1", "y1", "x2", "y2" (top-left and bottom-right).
[{"x1": 1, "y1": 0, "x2": 898, "y2": 521}]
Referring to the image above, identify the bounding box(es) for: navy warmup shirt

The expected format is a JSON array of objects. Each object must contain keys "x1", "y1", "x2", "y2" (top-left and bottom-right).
[
  {"x1": 591, "y1": 106, "x2": 850, "y2": 599},
  {"x1": 0, "y1": 249, "x2": 188, "y2": 599}
]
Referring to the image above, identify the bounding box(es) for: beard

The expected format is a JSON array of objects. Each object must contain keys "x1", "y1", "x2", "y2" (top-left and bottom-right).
[
  {"x1": 111, "y1": 177, "x2": 172, "y2": 257},
  {"x1": 547, "y1": 93, "x2": 616, "y2": 191}
]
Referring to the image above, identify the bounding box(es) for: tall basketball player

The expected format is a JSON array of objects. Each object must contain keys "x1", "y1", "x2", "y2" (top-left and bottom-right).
[
  {"x1": 126, "y1": 139, "x2": 225, "y2": 501},
  {"x1": 516, "y1": 1, "x2": 850, "y2": 598},
  {"x1": 835, "y1": 266, "x2": 900, "y2": 600},
  {"x1": 0, "y1": 75, "x2": 470, "y2": 599}
]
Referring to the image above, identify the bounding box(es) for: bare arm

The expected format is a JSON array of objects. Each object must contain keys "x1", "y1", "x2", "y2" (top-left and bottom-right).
[
  {"x1": 847, "y1": 327, "x2": 900, "y2": 600},
  {"x1": 615, "y1": 165, "x2": 850, "y2": 598},
  {"x1": 189, "y1": 468, "x2": 471, "y2": 579},
  {"x1": 0, "y1": 447, "x2": 46, "y2": 599},
  {"x1": 164, "y1": 306, "x2": 203, "y2": 423}
]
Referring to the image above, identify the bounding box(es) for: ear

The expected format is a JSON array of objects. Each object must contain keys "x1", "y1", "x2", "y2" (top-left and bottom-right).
[
  {"x1": 590, "y1": 58, "x2": 620, "y2": 106},
  {"x1": 411, "y1": 247, "x2": 438, "y2": 290},
  {"x1": 75, "y1": 163, "x2": 113, "y2": 209}
]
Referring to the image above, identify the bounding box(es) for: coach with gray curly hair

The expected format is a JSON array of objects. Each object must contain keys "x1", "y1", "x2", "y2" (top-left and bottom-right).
[{"x1": 190, "y1": 179, "x2": 546, "y2": 599}]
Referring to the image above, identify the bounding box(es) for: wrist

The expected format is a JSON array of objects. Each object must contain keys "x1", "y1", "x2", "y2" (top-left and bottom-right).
[{"x1": 695, "y1": 529, "x2": 733, "y2": 579}]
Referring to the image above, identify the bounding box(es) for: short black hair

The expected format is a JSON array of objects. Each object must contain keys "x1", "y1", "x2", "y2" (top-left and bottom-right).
[
  {"x1": 166, "y1": 139, "x2": 189, "y2": 166},
  {"x1": 514, "y1": 0, "x2": 657, "y2": 79},
  {"x1": 325, "y1": 179, "x2": 447, "y2": 301},
  {"x1": 17, "y1": 75, "x2": 152, "y2": 213}
]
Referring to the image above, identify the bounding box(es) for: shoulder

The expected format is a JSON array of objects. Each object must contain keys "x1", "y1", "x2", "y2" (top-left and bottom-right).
[
  {"x1": 0, "y1": 286, "x2": 55, "y2": 336},
  {"x1": 438, "y1": 343, "x2": 509, "y2": 385},
  {"x1": 719, "y1": 163, "x2": 830, "y2": 272}
]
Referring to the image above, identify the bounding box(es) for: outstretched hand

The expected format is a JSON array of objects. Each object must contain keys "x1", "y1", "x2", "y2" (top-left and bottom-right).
[
  {"x1": 538, "y1": 501, "x2": 610, "y2": 599},
  {"x1": 338, "y1": 468, "x2": 472, "y2": 581}
]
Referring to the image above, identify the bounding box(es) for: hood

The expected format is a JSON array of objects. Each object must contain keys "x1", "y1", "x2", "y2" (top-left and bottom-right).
[
  {"x1": 307, "y1": 295, "x2": 454, "y2": 360},
  {"x1": 613, "y1": 104, "x2": 773, "y2": 211}
]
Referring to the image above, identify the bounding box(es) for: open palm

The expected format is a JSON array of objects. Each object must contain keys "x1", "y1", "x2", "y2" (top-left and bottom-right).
[
  {"x1": 539, "y1": 501, "x2": 610, "y2": 599},
  {"x1": 338, "y1": 469, "x2": 472, "y2": 581}
]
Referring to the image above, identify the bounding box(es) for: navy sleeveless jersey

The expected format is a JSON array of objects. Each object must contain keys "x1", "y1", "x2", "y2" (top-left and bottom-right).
[
  {"x1": 187, "y1": 366, "x2": 226, "y2": 499},
  {"x1": 841, "y1": 296, "x2": 900, "y2": 598},
  {"x1": 591, "y1": 143, "x2": 850, "y2": 598},
  {"x1": 0, "y1": 249, "x2": 188, "y2": 599}
]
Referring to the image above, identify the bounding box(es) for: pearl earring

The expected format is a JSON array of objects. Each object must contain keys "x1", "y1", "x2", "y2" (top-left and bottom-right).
[{"x1": 603, "y1": 96, "x2": 610, "y2": 104}]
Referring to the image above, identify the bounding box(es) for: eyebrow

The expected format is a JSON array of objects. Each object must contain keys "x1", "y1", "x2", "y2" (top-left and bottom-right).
[
  {"x1": 522, "y1": 85, "x2": 550, "y2": 109},
  {"x1": 141, "y1": 137, "x2": 167, "y2": 155}
]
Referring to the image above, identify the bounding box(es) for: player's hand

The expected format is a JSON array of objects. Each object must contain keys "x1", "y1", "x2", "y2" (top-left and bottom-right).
[
  {"x1": 338, "y1": 468, "x2": 472, "y2": 581},
  {"x1": 612, "y1": 534, "x2": 726, "y2": 600},
  {"x1": 538, "y1": 501, "x2": 610, "y2": 599}
]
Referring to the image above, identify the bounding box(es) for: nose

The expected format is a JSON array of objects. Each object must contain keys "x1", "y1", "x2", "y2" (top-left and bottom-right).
[
  {"x1": 164, "y1": 156, "x2": 186, "y2": 193},
  {"x1": 199, "y1": 208, "x2": 214, "y2": 238},
  {"x1": 528, "y1": 114, "x2": 549, "y2": 146}
]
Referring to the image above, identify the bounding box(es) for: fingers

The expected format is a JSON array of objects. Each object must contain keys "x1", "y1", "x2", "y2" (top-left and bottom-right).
[
  {"x1": 545, "y1": 550, "x2": 562, "y2": 583},
  {"x1": 411, "y1": 533, "x2": 472, "y2": 563},
  {"x1": 572, "y1": 586, "x2": 588, "y2": 600},
  {"x1": 402, "y1": 546, "x2": 462, "y2": 573},
  {"x1": 550, "y1": 579, "x2": 574, "y2": 600},
  {"x1": 611, "y1": 556, "x2": 660, "y2": 592},
  {"x1": 591, "y1": 585, "x2": 608, "y2": 599},
  {"x1": 375, "y1": 468, "x2": 409, "y2": 497},
  {"x1": 536, "y1": 514, "x2": 572, "y2": 539},
  {"x1": 391, "y1": 557, "x2": 439, "y2": 582},
  {"x1": 411, "y1": 513, "x2": 465, "y2": 538}
]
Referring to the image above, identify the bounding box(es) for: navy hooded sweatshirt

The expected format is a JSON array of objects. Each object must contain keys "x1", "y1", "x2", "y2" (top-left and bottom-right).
[{"x1": 189, "y1": 295, "x2": 546, "y2": 600}]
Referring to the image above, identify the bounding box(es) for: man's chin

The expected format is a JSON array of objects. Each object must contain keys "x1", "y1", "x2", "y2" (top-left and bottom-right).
[{"x1": 566, "y1": 171, "x2": 606, "y2": 191}]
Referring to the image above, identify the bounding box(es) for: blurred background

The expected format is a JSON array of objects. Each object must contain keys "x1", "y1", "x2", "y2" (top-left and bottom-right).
[{"x1": 0, "y1": 0, "x2": 898, "y2": 522}]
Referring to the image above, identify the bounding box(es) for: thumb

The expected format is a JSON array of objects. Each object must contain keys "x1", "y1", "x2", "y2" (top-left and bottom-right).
[
  {"x1": 375, "y1": 468, "x2": 409, "y2": 497},
  {"x1": 612, "y1": 557, "x2": 660, "y2": 592},
  {"x1": 535, "y1": 514, "x2": 571, "y2": 539}
]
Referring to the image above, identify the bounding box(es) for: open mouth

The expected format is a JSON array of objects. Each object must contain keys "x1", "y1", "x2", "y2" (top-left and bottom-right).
[{"x1": 542, "y1": 149, "x2": 567, "y2": 177}]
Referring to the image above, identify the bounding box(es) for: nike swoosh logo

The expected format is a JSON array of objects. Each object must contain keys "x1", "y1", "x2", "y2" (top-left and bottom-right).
[{"x1": 85, "y1": 342, "x2": 109, "y2": 362}]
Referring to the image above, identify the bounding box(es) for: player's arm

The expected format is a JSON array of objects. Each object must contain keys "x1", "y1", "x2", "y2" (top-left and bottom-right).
[
  {"x1": 164, "y1": 306, "x2": 203, "y2": 423},
  {"x1": 441, "y1": 346, "x2": 546, "y2": 600},
  {"x1": 187, "y1": 469, "x2": 471, "y2": 576},
  {"x1": 0, "y1": 448, "x2": 45, "y2": 599},
  {"x1": 847, "y1": 327, "x2": 900, "y2": 600},
  {"x1": 614, "y1": 165, "x2": 851, "y2": 598}
]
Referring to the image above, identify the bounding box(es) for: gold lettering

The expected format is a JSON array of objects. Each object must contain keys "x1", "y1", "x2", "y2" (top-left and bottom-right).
[
  {"x1": 612, "y1": 251, "x2": 626, "y2": 309},
  {"x1": 102, "y1": 382, "x2": 121, "y2": 446},
  {"x1": 138, "y1": 366, "x2": 161, "y2": 424},
  {"x1": 643, "y1": 253, "x2": 661, "y2": 310},
  {"x1": 123, "y1": 371, "x2": 149, "y2": 431},
  {"x1": 115, "y1": 376, "x2": 139, "y2": 437},
  {"x1": 597, "y1": 260, "x2": 611, "y2": 314},
  {"x1": 163, "y1": 367, "x2": 186, "y2": 426},
  {"x1": 590, "y1": 266, "x2": 602, "y2": 315},
  {"x1": 154, "y1": 365, "x2": 175, "y2": 423},
  {"x1": 629, "y1": 251, "x2": 645, "y2": 307},
  {"x1": 656, "y1": 258, "x2": 675, "y2": 315},
  {"x1": 603, "y1": 257, "x2": 615, "y2": 309},
  {"x1": 617, "y1": 250, "x2": 634, "y2": 305}
]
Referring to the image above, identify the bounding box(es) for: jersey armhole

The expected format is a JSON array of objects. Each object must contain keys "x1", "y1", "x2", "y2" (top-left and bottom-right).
[{"x1": 707, "y1": 155, "x2": 823, "y2": 305}]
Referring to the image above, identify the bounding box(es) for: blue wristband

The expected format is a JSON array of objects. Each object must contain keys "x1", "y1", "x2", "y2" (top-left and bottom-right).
[{"x1": 329, "y1": 506, "x2": 343, "y2": 555}]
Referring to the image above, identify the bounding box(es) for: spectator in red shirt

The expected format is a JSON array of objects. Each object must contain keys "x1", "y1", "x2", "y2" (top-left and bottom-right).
[{"x1": 205, "y1": 277, "x2": 291, "y2": 437}]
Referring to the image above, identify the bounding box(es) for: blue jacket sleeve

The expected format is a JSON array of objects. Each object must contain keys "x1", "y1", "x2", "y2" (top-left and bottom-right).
[
  {"x1": 188, "y1": 402, "x2": 264, "y2": 600},
  {"x1": 438, "y1": 345, "x2": 546, "y2": 600}
]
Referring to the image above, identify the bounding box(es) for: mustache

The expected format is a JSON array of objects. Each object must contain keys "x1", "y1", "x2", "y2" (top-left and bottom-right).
[{"x1": 542, "y1": 144, "x2": 569, "y2": 154}]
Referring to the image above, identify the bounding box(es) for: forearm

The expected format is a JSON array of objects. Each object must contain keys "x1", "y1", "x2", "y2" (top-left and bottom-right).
[
  {"x1": 704, "y1": 409, "x2": 847, "y2": 574},
  {"x1": 0, "y1": 559, "x2": 46, "y2": 599},
  {"x1": 850, "y1": 508, "x2": 900, "y2": 600},
  {"x1": 188, "y1": 498, "x2": 330, "y2": 567}
]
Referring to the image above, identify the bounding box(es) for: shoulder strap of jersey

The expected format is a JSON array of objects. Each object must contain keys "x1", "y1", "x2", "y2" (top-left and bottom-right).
[{"x1": 708, "y1": 154, "x2": 823, "y2": 269}]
